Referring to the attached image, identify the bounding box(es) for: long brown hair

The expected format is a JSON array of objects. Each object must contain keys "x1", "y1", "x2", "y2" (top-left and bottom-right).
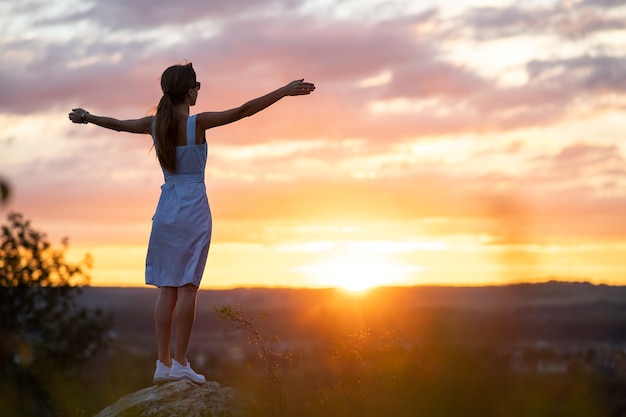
[{"x1": 154, "y1": 63, "x2": 197, "y2": 173}]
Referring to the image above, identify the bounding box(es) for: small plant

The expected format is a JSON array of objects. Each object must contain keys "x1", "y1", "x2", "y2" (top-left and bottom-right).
[{"x1": 214, "y1": 304, "x2": 289, "y2": 417}]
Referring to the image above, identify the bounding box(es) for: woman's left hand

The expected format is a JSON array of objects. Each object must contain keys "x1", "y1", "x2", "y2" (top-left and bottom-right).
[{"x1": 68, "y1": 108, "x2": 89, "y2": 124}]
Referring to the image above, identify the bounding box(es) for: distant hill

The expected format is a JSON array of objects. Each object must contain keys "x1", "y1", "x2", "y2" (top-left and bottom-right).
[
  {"x1": 78, "y1": 281, "x2": 626, "y2": 348},
  {"x1": 79, "y1": 280, "x2": 626, "y2": 311}
]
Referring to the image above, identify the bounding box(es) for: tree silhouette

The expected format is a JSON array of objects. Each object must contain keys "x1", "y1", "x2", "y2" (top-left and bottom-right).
[
  {"x1": 0, "y1": 178, "x2": 8, "y2": 205},
  {"x1": 0, "y1": 212, "x2": 112, "y2": 416}
]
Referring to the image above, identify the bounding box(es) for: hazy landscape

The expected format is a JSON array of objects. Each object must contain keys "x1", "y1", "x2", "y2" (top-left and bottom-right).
[
  {"x1": 67, "y1": 281, "x2": 626, "y2": 416},
  {"x1": 3, "y1": 0, "x2": 626, "y2": 415}
]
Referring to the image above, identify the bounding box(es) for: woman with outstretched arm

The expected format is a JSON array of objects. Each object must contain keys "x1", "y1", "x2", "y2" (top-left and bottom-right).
[{"x1": 69, "y1": 63, "x2": 315, "y2": 384}]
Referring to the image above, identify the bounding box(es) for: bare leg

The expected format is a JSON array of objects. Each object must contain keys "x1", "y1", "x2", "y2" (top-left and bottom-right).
[
  {"x1": 173, "y1": 284, "x2": 198, "y2": 365},
  {"x1": 155, "y1": 286, "x2": 177, "y2": 366}
]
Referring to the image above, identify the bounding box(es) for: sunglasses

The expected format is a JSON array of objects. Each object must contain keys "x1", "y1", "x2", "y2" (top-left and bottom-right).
[{"x1": 192, "y1": 81, "x2": 201, "y2": 90}]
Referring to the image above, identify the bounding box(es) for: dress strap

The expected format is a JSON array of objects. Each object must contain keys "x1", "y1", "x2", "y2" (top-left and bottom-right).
[{"x1": 186, "y1": 115, "x2": 197, "y2": 146}]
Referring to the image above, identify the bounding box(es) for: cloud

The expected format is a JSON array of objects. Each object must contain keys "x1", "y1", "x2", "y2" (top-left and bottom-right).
[
  {"x1": 530, "y1": 143, "x2": 626, "y2": 187},
  {"x1": 462, "y1": 1, "x2": 626, "y2": 40},
  {"x1": 30, "y1": 0, "x2": 300, "y2": 30},
  {"x1": 527, "y1": 55, "x2": 626, "y2": 96},
  {"x1": 3, "y1": 0, "x2": 626, "y2": 252},
  {"x1": 584, "y1": 0, "x2": 625, "y2": 7},
  {"x1": 2, "y1": 0, "x2": 624, "y2": 142},
  {"x1": 469, "y1": 142, "x2": 626, "y2": 241}
]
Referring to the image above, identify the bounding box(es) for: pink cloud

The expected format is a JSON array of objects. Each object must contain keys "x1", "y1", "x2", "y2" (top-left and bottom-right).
[
  {"x1": 3, "y1": 0, "x2": 626, "y2": 252},
  {"x1": 2, "y1": 1, "x2": 624, "y2": 140},
  {"x1": 462, "y1": 1, "x2": 625, "y2": 40}
]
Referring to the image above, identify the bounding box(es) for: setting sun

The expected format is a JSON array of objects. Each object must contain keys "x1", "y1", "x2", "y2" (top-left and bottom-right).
[{"x1": 298, "y1": 252, "x2": 420, "y2": 292}]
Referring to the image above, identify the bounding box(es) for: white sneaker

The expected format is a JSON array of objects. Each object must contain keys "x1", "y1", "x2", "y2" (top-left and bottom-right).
[
  {"x1": 153, "y1": 360, "x2": 172, "y2": 384},
  {"x1": 169, "y1": 359, "x2": 206, "y2": 384}
]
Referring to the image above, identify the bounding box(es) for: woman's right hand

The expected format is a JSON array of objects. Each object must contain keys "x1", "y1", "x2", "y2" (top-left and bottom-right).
[{"x1": 284, "y1": 79, "x2": 316, "y2": 96}]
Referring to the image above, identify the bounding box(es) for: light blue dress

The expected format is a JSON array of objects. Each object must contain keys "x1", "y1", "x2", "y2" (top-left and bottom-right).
[{"x1": 145, "y1": 115, "x2": 212, "y2": 287}]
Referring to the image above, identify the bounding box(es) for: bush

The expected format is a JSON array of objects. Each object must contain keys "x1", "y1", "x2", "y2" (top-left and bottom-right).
[{"x1": 0, "y1": 212, "x2": 113, "y2": 417}]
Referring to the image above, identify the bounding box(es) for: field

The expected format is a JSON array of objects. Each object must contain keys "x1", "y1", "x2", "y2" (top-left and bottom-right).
[{"x1": 7, "y1": 282, "x2": 626, "y2": 416}]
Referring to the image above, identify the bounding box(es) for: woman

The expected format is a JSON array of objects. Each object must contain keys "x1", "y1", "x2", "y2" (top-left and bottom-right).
[{"x1": 69, "y1": 63, "x2": 315, "y2": 384}]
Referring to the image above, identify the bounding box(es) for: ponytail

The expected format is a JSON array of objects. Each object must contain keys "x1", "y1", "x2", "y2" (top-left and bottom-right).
[
  {"x1": 155, "y1": 93, "x2": 177, "y2": 173},
  {"x1": 154, "y1": 62, "x2": 197, "y2": 173}
]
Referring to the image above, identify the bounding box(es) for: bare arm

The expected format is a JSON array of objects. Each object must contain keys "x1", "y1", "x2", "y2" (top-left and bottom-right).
[
  {"x1": 196, "y1": 79, "x2": 315, "y2": 131},
  {"x1": 68, "y1": 108, "x2": 153, "y2": 134}
]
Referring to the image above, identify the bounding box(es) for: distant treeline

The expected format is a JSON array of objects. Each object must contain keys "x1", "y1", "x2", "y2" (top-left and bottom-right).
[{"x1": 79, "y1": 281, "x2": 626, "y2": 347}]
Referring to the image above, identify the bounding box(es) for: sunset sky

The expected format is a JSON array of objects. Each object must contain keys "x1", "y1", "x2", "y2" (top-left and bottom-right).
[{"x1": 2, "y1": 0, "x2": 626, "y2": 289}]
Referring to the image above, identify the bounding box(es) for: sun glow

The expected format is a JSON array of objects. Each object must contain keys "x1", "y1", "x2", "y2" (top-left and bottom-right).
[{"x1": 298, "y1": 253, "x2": 420, "y2": 292}]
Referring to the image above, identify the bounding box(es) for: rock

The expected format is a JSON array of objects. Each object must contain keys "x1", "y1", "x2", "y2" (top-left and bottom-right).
[{"x1": 93, "y1": 380, "x2": 257, "y2": 417}]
